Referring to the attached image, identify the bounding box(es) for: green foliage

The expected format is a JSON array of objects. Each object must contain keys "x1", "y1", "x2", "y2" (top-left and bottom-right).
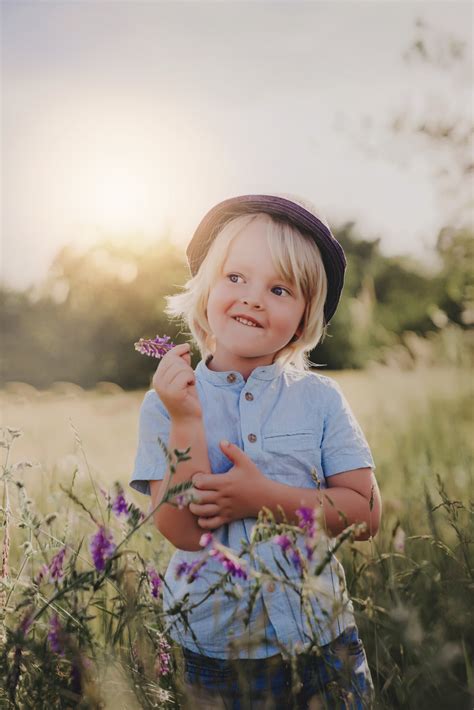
[
  {"x1": 1, "y1": 223, "x2": 472, "y2": 387},
  {"x1": 341, "y1": 390, "x2": 474, "y2": 708}
]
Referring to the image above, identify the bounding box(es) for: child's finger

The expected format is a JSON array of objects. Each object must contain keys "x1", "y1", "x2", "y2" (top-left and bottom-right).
[
  {"x1": 161, "y1": 359, "x2": 193, "y2": 384},
  {"x1": 198, "y1": 516, "x2": 224, "y2": 529},
  {"x1": 167, "y1": 370, "x2": 196, "y2": 391},
  {"x1": 157, "y1": 344, "x2": 191, "y2": 376},
  {"x1": 189, "y1": 503, "x2": 220, "y2": 517}
]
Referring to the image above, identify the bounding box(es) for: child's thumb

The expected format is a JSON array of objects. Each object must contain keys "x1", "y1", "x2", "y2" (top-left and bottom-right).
[{"x1": 220, "y1": 439, "x2": 241, "y2": 458}]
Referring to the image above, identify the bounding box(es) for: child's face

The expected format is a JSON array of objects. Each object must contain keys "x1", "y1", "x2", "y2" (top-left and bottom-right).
[{"x1": 206, "y1": 220, "x2": 306, "y2": 372}]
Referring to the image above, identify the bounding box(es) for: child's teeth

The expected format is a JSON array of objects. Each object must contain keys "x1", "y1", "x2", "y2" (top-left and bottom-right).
[{"x1": 236, "y1": 317, "x2": 257, "y2": 327}]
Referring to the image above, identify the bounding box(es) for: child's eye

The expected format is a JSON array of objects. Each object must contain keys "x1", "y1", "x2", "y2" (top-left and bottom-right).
[
  {"x1": 272, "y1": 286, "x2": 291, "y2": 297},
  {"x1": 226, "y1": 274, "x2": 290, "y2": 296}
]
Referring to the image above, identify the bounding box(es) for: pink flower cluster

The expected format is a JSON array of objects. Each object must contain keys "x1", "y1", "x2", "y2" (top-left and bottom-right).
[
  {"x1": 155, "y1": 636, "x2": 171, "y2": 677},
  {"x1": 200, "y1": 533, "x2": 248, "y2": 580},
  {"x1": 296, "y1": 506, "x2": 320, "y2": 562},
  {"x1": 174, "y1": 533, "x2": 249, "y2": 582}
]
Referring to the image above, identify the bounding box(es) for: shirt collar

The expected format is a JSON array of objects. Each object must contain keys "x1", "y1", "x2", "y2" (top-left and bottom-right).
[{"x1": 195, "y1": 355, "x2": 284, "y2": 386}]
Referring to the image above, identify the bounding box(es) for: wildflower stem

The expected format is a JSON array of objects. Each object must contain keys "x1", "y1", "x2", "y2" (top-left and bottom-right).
[
  {"x1": 68, "y1": 418, "x2": 106, "y2": 527},
  {"x1": 59, "y1": 482, "x2": 102, "y2": 526}
]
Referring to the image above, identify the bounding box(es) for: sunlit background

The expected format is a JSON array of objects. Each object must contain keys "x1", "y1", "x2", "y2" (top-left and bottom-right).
[
  {"x1": 2, "y1": 0, "x2": 472, "y2": 291},
  {"x1": 1, "y1": 5, "x2": 473, "y2": 706}
]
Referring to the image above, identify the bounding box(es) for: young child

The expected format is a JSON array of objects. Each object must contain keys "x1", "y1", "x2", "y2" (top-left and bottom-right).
[{"x1": 130, "y1": 194, "x2": 381, "y2": 709}]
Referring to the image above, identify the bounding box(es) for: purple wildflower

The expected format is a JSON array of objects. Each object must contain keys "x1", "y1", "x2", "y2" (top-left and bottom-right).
[
  {"x1": 134, "y1": 335, "x2": 175, "y2": 359},
  {"x1": 198, "y1": 534, "x2": 247, "y2": 579},
  {"x1": 290, "y1": 548, "x2": 305, "y2": 574},
  {"x1": 34, "y1": 563, "x2": 49, "y2": 586},
  {"x1": 295, "y1": 507, "x2": 322, "y2": 560},
  {"x1": 147, "y1": 565, "x2": 162, "y2": 598},
  {"x1": 175, "y1": 561, "x2": 190, "y2": 579},
  {"x1": 34, "y1": 546, "x2": 67, "y2": 585},
  {"x1": 273, "y1": 534, "x2": 292, "y2": 552},
  {"x1": 174, "y1": 558, "x2": 207, "y2": 582},
  {"x1": 89, "y1": 526, "x2": 115, "y2": 572},
  {"x1": 304, "y1": 540, "x2": 315, "y2": 561},
  {"x1": 18, "y1": 611, "x2": 33, "y2": 637},
  {"x1": 48, "y1": 613, "x2": 65, "y2": 655},
  {"x1": 296, "y1": 507, "x2": 317, "y2": 535},
  {"x1": 111, "y1": 488, "x2": 129, "y2": 517},
  {"x1": 209, "y1": 548, "x2": 248, "y2": 580},
  {"x1": 155, "y1": 636, "x2": 171, "y2": 677},
  {"x1": 49, "y1": 547, "x2": 67, "y2": 581}
]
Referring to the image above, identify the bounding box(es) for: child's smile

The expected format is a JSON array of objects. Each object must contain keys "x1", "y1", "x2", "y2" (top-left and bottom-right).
[
  {"x1": 206, "y1": 219, "x2": 306, "y2": 377},
  {"x1": 232, "y1": 315, "x2": 262, "y2": 328}
]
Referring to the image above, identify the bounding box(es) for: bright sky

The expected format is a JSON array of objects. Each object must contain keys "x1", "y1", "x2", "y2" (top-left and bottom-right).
[{"x1": 1, "y1": 0, "x2": 472, "y2": 289}]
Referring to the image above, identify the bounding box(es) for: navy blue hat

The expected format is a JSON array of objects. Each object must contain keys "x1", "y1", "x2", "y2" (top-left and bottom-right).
[{"x1": 186, "y1": 194, "x2": 346, "y2": 324}]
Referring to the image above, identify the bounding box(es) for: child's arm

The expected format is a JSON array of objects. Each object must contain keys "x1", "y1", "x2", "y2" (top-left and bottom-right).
[
  {"x1": 190, "y1": 441, "x2": 381, "y2": 540},
  {"x1": 151, "y1": 416, "x2": 211, "y2": 551},
  {"x1": 150, "y1": 343, "x2": 211, "y2": 551},
  {"x1": 250, "y1": 466, "x2": 381, "y2": 540}
]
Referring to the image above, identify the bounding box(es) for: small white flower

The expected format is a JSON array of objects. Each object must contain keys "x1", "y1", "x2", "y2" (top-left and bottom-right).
[{"x1": 393, "y1": 526, "x2": 406, "y2": 553}]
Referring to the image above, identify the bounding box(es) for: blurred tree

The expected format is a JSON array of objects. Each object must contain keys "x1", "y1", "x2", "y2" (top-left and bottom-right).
[
  {"x1": 0, "y1": 238, "x2": 190, "y2": 389},
  {"x1": 1, "y1": 227, "x2": 471, "y2": 388},
  {"x1": 436, "y1": 226, "x2": 474, "y2": 327},
  {"x1": 399, "y1": 20, "x2": 474, "y2": 334}
]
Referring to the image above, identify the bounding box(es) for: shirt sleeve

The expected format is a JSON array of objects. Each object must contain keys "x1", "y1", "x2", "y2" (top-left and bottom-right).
[
  {"x1": 321, "y1": 379, "x2": 375, "y2": 478},
  {"x1": 129, "y1": 389, "x2": 171, "y2": 496}
]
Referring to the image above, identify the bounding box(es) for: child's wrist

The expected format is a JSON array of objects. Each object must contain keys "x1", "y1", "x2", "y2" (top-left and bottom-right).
[
  {"x1": 170, "y1": 412, "x2": 203, "y2": 424},
  {"x1": 251, "y1": 475, "x2": 273, "y2": 517}
]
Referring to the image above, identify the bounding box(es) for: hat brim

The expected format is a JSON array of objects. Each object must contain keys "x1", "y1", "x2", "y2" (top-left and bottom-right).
[{"x1": 186, "y1": 194, "x2": 346, "y2": 324}]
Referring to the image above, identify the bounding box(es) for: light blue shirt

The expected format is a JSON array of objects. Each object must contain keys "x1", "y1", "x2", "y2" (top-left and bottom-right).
[{"x1": 130, "y1": 357, "x2": 376, "y2": 659}]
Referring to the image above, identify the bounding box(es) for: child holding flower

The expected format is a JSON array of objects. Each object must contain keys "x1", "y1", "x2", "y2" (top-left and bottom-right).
[{"x1": 130, "y1": 194, "x2": 381, "y2": 708}]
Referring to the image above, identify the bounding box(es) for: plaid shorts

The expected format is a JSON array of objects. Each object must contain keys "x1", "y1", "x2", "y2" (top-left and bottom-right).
[{"x1": 181, "y1": 625, "x2": 374, "y2": 709}]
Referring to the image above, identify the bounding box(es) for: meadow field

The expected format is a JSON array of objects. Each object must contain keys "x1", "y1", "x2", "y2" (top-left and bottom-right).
[{"x1": 1, "y1": 364, "x2": 472, "y2": 709}]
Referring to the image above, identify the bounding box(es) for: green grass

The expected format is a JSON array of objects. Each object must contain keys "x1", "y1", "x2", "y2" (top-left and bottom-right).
[{"x1": 1, "y1": 366, "x2": 472, "y2": 708}]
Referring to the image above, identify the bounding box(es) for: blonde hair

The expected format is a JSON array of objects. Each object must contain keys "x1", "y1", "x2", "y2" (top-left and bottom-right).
[{"x1": 165, "y1": 212, "x2": 328, "y2": 371}]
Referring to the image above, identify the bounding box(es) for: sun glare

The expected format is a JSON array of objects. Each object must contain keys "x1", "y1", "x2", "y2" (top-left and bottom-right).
[{"x1": 87, "y1": 169, "x2": 157, "y2": 235}]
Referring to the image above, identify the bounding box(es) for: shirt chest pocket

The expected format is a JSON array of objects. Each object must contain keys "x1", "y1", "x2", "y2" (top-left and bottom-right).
[
  {"x1": 263, "y1": 431, "x2": 315, "y2": 452},
  {"x1": 261, "y1": 430, "x2": 320, "y2": 485}
]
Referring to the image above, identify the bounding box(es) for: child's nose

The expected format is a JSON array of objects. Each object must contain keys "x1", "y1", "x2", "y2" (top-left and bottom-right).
[{"x1": 241, "y1": 295, "x2": 263, "y2": 309}]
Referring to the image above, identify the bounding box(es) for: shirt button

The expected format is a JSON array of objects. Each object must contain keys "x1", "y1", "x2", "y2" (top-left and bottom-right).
[
  {"x1": 248, "y1": 433, "x2": 257, "y2": 443},
  {"x1": 267, "y1": 581, "x2": 276, "y2": 593},
  {"x1": 227, "y1": 373, "x2": 236, "y2": 383},
  {"x1": 245, "y1": 392, "x2": 254, "y2": 401}
]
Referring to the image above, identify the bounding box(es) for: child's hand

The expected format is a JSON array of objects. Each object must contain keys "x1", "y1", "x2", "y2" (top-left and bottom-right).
[
  {"x1": 189, "y1": 440, "x2": 268, "y2": 528},
  {"x1": 152, "y1": 343, "x2": 202, "y2": 421}
]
